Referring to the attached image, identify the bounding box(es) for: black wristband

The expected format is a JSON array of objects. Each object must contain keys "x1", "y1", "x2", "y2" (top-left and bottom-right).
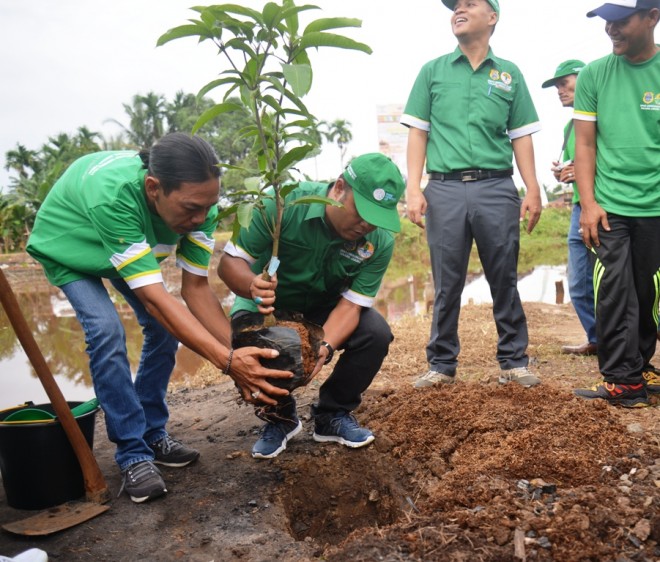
[
  {"x1": 320, "y1": 341, "x2": 334, "y2": 365},
  {"x1": 223, "y1": 348, "x2": 234, "y2": 374}
]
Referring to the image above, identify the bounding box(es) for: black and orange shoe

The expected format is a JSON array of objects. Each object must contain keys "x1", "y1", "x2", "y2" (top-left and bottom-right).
[
  {"x1": 574, "y1": 381, "x2": 649, "y2": 408},
  {"x1": 642, "y1": 370, "x2": 660, "y2": 395}
]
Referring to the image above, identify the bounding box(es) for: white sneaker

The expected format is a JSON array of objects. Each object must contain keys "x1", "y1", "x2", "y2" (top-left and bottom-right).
[
  {"x1": 0, "y1": 549, "x2": 48, "y2": 562},
  {"x1": 499, "y1": 366, "x2": 541, "y2": 388},
  {"x1": 414, "y1": 370, "x2": 456, "y2": 388}
]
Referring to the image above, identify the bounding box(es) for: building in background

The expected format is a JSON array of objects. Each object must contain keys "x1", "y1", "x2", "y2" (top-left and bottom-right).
[{"x1": 377, "y1": 103, "x2": 428, "y2": 185}]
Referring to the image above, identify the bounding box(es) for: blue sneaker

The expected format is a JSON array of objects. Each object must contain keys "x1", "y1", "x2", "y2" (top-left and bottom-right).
[
  {"x1": 312, "y1": 410, "x2": 375, "y2": 448},
  {"x1": 251, "y1": 417, "x2": 302, "y2": 459}
]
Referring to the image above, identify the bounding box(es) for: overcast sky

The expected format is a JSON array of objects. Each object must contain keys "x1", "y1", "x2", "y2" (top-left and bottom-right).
[{"x1": 0, "y1": 0, "x2": 643, "y2": 193}]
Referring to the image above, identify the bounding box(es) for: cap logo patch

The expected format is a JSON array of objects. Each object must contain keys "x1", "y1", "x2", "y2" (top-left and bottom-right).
[{"x1": 373, "y1": 188, "x2": 386, "y2": 201}]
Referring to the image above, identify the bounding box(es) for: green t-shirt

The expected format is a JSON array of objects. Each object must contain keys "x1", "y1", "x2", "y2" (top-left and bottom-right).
[
  {"x1": 26, "y1": 151, "x2": 218, "y2": 288},
  {"x1": 574, "y1": 49, "x2": 660, "y2": 216},
  {"x1": 401, "y1": 46, "x2": 541, "y2": 171},
  {"x1": 224, "y1": 182, "x2": 395, "y2": 315}
]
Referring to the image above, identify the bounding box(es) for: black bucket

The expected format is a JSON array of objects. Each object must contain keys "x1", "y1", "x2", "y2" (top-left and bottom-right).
[{"x1": 0, "y1": 401, "x2": 99, "y2": 510}]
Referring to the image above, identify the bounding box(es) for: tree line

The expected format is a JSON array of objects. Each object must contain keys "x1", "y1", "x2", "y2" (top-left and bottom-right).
[{"x1": 0, "y1": 90, "x2": 352, "y2": 253}]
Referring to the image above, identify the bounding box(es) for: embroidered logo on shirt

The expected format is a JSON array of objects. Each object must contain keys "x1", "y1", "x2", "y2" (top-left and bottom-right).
[
  {"x1": 339, "y1": 240, "x2": 375, "y2": 263},
  {"x1": 641, "y1": 91, "x2": 660, "y2": 111},
  {"x1": 487, "y1": 68, "x2": 512, "y2": 93},
  {"x1": 357, "y1": 241, "x2": 375, "y2": 259}
]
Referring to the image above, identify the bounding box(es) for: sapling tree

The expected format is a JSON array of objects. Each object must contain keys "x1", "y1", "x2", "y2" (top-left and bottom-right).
[{"x1": 158, "y1": 1, "x2": 371, "y2": 328}]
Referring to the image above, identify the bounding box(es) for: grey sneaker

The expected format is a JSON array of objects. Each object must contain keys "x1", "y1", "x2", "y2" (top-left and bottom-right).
[
  {"x1": 120, "y1": 460, "x2": 167, "y2": 503},
  {"x1": 414, "y1": 370, "x2": 456, "y2": 388},
  {"x1": 499, "y1": 366, "x2": 541, "y2": 388},
  {"x1": 150, "y1": 435, "x2": 200, "y2": 467}
]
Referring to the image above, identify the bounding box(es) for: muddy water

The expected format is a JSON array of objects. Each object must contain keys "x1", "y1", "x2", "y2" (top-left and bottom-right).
[{"x1": 0, "y1": 258, "x2": 567, "y2": 411}]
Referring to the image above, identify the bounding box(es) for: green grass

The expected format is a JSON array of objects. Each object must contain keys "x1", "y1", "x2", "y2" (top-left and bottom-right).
[{"x1": 214, "y1": 207, "x2": 572, "y2": 283}]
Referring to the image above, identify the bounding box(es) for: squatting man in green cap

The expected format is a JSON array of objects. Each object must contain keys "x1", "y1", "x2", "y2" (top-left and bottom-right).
[
  {"x1": 219, "y1": 153, "x2": 406, "y2": 459},
  {"x1": 402, "y1": 0, "x2": 544, "y2": 389},
  {"x1": 542, "y1": 59, "x2": 598, "y2": 358}
]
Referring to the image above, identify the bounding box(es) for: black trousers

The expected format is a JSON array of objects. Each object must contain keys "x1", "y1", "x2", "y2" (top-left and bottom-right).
[
  {"x1": 305, "y1": 307, "x2": 393, "y2": 413},
  {"x1": 251, "y1": 306, "x2": 393, "y2": 419},
  {"x1": 592, "y1": 214, "x2": 660, "y2": 384}
]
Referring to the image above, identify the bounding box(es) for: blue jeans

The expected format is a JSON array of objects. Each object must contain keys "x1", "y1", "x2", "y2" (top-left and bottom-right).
[
  {"x1": 60, "y1": 277, "x2": 179, "y2": 470},
  {"x1": 567, "y1": 204, "x2": 597, "y2": 344}
]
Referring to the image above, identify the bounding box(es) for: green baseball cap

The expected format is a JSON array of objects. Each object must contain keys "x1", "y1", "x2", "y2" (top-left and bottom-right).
[
  {"x1": 441, "y1": 0, "x2": 500, "y2": 15},
  {"x1": 541, "y1": 59, "x2": 586, "y2": 88},
  {"x1": 342, "y1": 153, "x2": 405, "y2": 233}
]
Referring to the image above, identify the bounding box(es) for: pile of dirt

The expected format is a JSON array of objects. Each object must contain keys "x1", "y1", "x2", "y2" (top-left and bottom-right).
[
  {"x1": 324, "y1": 384, "x2": 659, "y2": 561},
  {"x1": 0, "y1": 301, "x2": 657, "y2": 561}
]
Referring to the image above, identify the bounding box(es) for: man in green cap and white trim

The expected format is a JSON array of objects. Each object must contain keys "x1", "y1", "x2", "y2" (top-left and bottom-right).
[
  {"x1": 219, "y1": 153, "x2": 406, "y2": 458},
  {"x1": 402, "y1": 0, "x2": 543, "y2": 389},
  {"x1": 542, "y1": 59, "x2": 597, "y2": 357}
]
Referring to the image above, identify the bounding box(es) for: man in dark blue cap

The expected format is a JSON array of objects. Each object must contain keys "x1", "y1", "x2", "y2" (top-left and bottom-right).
[
  {"x1": 572, "y1": 0, "x2": 660, "y2": 407},
  {"x1": 586, "y1": 0, "x2": 660, "y2": 20}
]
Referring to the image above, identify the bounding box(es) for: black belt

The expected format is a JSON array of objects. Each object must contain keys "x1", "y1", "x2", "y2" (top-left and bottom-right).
[{"x1": 429, "y1": 169, "x2": 513, "y2": 182}]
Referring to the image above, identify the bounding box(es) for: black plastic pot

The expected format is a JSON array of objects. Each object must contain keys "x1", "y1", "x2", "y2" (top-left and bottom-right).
[{"x1": 231, "y1": 310, "x2": 324, "y2": 391}]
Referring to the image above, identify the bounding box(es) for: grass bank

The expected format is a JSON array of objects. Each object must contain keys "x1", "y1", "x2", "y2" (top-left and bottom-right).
[
  {"x1": 214, "y1": 207, "x2": 572, "y2": 283},
  {"x1": 387, "y1": 206, "x2": 571, "y2": 281}
]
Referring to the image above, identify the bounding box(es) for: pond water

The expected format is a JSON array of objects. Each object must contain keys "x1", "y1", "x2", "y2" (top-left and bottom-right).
[{"x1": 0, "y1": 263, "x2": 567, "y2": 411}]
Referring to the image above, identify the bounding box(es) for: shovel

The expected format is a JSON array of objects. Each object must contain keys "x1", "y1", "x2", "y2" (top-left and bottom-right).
[{"x1": 0, "y1": 267, "x2": 110, "y2": 535}]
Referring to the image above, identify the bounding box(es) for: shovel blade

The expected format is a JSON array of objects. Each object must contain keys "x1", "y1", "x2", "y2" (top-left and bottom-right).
[{"x1": 2, "y1": 501, "x2": 110, "y2": 536}]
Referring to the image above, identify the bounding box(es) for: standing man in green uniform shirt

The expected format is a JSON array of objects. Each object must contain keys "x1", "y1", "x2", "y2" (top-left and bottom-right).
[
  {"x1": 27, "y1": 133, "x2": 291, "y2": 503},
  {"x1": 573, "y1": 0, "x2": 660, "y2": 407},
  {"x1": 401, "y1": 0, "x2": 543, "y2": 389},
  {"x1": 542, "y1": 59, "x2": 598, "y2": 357},
  {"x1": 219, "y1": 153, "x2": 405, "y2": 459}
]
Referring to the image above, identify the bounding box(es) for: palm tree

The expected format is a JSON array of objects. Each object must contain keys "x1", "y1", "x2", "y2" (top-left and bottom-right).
[
  {"x1": 106, "y1": 92, "x2": 167, "y2": 148},
  {"x1": 323, "y1": 119, "x2": 353, "y2": 169},
  {"x1": 140, "y1": 92, "x2": 166, "y2": 143},
  {"x1": 4, "y1": 144, "x2": 38, "y2": 179},
  {"x1": 165, "y1": 91, "x2": 200, "y2": 133},
  {"x1": 75, "y1": 126, "x2": 102, "y2": 153},
  {"x1": 302, "y1": 121, "x2": 324, "y2": 180}
]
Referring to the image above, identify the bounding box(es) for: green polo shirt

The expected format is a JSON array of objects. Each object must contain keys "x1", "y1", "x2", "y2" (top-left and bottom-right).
[
  {"x1": 561, "y1": 120, "x2": 580, "y2": 204},
  {"x1": 26, "y1": 151, "x2": 218, "y2": 288},
  {"x1": 574, "y1": 49, "x2": 660, "y2": 217},
  {"x1": 225, "y1": 182, "x2": 395, "y2": 315},
  {"x1": 401, "y1": 46, "x2": 541, "y2": 172}
]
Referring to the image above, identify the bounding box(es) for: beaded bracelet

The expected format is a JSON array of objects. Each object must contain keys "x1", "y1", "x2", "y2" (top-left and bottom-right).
[{"x1": 223, "y1": 348, "x2": 234, "y2": 374}]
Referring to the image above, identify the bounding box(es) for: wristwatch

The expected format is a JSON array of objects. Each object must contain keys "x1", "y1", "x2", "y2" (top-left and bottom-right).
[{"x1": 320, "y1": 341, "x2": 334, "y2": 365}]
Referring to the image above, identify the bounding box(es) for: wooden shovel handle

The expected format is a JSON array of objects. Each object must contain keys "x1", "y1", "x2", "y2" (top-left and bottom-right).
[{"x1": 0, "y1": 268, "x2": 109, "y2": 504}]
